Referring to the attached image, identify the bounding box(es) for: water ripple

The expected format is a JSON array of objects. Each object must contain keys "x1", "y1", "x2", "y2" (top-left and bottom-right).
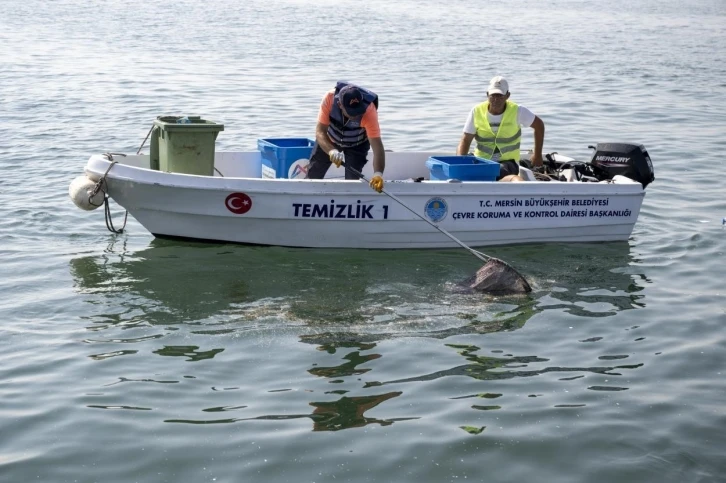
[{"x1": 2, "y1": 0, "x2": 726, "y2": 482}]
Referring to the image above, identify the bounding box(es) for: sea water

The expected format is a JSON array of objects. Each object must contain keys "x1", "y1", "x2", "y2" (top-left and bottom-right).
[{"x1": 1, "y1": 0, "x2": 725, "y2": 482}]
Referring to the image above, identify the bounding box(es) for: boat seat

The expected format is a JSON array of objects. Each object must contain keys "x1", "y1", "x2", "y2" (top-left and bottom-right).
[{"x1": 518, "y1": 166, "x2": 536, "y2": 181}]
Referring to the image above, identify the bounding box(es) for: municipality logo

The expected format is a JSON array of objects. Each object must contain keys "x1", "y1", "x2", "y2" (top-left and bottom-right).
[
  {"x1": 289, "y1": 159, "x2": 310, "y2": 179},
  {"x1": 424, "y1": 197, "x2": 447, "y2": 222}
]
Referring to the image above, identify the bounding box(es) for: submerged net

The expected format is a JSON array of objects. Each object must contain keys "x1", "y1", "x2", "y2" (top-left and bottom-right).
[{"x1": 462, "y1": 258, "x2": 532, "y2": 295}]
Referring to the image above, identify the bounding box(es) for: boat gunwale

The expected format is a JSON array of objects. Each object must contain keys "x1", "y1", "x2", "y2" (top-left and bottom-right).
[{"x1": 85, "y1": 154, "x2": 647, "y2": 198}]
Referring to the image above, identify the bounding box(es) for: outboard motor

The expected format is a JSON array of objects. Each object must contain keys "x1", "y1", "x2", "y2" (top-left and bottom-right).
[{"x1": 588, "y1": 143, "x2": 654, "y2": 187}]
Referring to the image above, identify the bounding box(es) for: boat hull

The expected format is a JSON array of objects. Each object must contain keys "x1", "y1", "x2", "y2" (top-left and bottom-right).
[{"x1": 85, "y1": 152, "x2": 646, "y2": 249}]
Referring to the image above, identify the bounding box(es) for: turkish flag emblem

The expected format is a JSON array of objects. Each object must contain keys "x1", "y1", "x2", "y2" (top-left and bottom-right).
[{"x1": 225, "y1": 192, "x2": 252, "y2": 214}]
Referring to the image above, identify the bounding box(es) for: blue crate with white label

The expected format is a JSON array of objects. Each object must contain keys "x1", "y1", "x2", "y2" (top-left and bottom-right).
[
  {"x1": 257, "y1": 138, "x2": 316, "y2": 179},
  {"x1": 425, "y1": 155, "x2": 500, "y2": 181}
]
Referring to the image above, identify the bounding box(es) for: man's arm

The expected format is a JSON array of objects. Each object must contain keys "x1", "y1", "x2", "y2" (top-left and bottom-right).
[
  {"x1": 315, "y1": 122, "x2": 335, "y2": 154},
  {"x1": 369, "y1": 137, "x2": 385, "y2": 174},
  {"x1": 457, "y1": 133, "x2": 475, "y2": 155},
  {"x1": 529, "y1": 115, "x2": 545, "y2": 166}
]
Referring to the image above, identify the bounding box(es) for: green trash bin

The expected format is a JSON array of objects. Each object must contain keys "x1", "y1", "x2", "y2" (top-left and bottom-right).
[{"x1": 149, "y1": 116, "x2": 224, "y2": 176}]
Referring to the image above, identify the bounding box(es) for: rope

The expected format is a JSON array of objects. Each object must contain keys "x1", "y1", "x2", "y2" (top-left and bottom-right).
[
  {"x1": 90, "y1": 154, "x2": 128, "y2": 234},
  {"x1": 340, "y1": 160, "x2": 492, "y2": 264},
  {"x1": 137, "y1": 124, "x2": 155, "y2": 154},
  {"x1": 104, "y1": 196, "x2": 128, "y2": 234}
]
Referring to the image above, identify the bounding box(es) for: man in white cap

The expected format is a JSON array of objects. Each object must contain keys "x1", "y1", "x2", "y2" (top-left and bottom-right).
[{"x1": 457, "y1": 76, "x2": 545, "y2": 181}]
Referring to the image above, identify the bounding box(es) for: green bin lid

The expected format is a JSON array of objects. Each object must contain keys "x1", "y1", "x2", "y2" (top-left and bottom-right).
[{"x1": 153, "y1": 115, "x2": 224, "y2": 132}]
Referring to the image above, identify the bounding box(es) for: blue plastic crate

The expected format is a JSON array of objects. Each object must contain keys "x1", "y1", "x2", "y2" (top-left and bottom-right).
[
  {"x1": 425, "y1": 155, "x2": 500, "y2": 181},
  {"x1": 257, "y1": 138, "x2": 316, "y2": 179}
]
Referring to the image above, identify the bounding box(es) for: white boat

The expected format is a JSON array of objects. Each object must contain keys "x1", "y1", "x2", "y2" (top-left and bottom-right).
[{"x1": 70, "y1": 143, "x2": 654, "y2": 249}]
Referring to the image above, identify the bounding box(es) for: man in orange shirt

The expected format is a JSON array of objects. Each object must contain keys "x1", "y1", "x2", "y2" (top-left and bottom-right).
[{"x1": 306, "y1": 82, "x2": 386, "y2": 192}]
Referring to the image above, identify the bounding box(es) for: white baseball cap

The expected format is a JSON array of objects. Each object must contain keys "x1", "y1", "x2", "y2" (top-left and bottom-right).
[{"x1": 487, "y1": 76, "x2": 509, "y2": 95}]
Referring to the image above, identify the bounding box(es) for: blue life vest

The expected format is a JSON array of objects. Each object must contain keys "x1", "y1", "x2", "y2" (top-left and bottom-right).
[{"x1": 327, "y1": 81, "x2": 379, "y2": 148}]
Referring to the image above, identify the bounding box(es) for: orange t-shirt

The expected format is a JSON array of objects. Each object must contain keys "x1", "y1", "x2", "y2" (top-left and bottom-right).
[{"x1": 317, "y1": 90, "x2": 381, "y2": 139}]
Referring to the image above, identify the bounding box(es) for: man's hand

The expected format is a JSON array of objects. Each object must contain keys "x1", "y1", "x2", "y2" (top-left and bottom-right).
[
  {"x1": 328, "y1": 149, "x2": 344, "y2": 167},
  {"x1": 529, "y1": 152, "x2": 543, "y2": 167},
  {"x1": 369, "y1": 172, "x2": 384, "y2": 193}
]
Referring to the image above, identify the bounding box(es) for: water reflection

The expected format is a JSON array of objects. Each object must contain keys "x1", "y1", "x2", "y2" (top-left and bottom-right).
[
  {"x1": 72, "y1": 239, "x2": 650, "y2": 430},
  {"x1": 507, "y1": 241, "x2": 649, "y2": 316},
  {"x1": 70, "y1": 239, "x2": 647, "y2": 331},
  {"x1": 70, "y1": 238, "x2": 475, "y2": 325},
  {"x1": 308, "y1": 392, "x2": 410, "y2": 431},
  {"x1": 375, "y1": 343, "x2": 643, "y2": 386},
  {"x1": 153, "y1": 345, "x2": 224, "y2": 362},
  {"x1": 308, "y1": 346, "x2": 380, "y2": 378},
  {"x1": 164, "y1": 391, "x2": 415, "y2": 431}
]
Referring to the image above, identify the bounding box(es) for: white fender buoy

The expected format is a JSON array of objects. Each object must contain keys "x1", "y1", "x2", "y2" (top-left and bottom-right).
[{"x1": 69, "y1": 176, "x2": 104, "y2": 211}]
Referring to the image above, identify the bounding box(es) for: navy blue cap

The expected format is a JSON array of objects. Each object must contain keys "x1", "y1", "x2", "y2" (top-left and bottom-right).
[{"x1": 339, "y1": 85, "x2": 367, "y2": 117}]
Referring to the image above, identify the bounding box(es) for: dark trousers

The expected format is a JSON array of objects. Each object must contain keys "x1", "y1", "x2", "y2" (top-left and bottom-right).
[
  {"x1": 497, "y1": 160, "x2": 521, "y2": 180},
  {"x1": 305, "y1": 141, "x2": 370, "y2": 180}
]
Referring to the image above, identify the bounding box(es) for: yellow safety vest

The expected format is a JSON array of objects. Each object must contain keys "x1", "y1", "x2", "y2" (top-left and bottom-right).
[{"x1": 473, "y1": 101, "x2": 521, "y2": 162}]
